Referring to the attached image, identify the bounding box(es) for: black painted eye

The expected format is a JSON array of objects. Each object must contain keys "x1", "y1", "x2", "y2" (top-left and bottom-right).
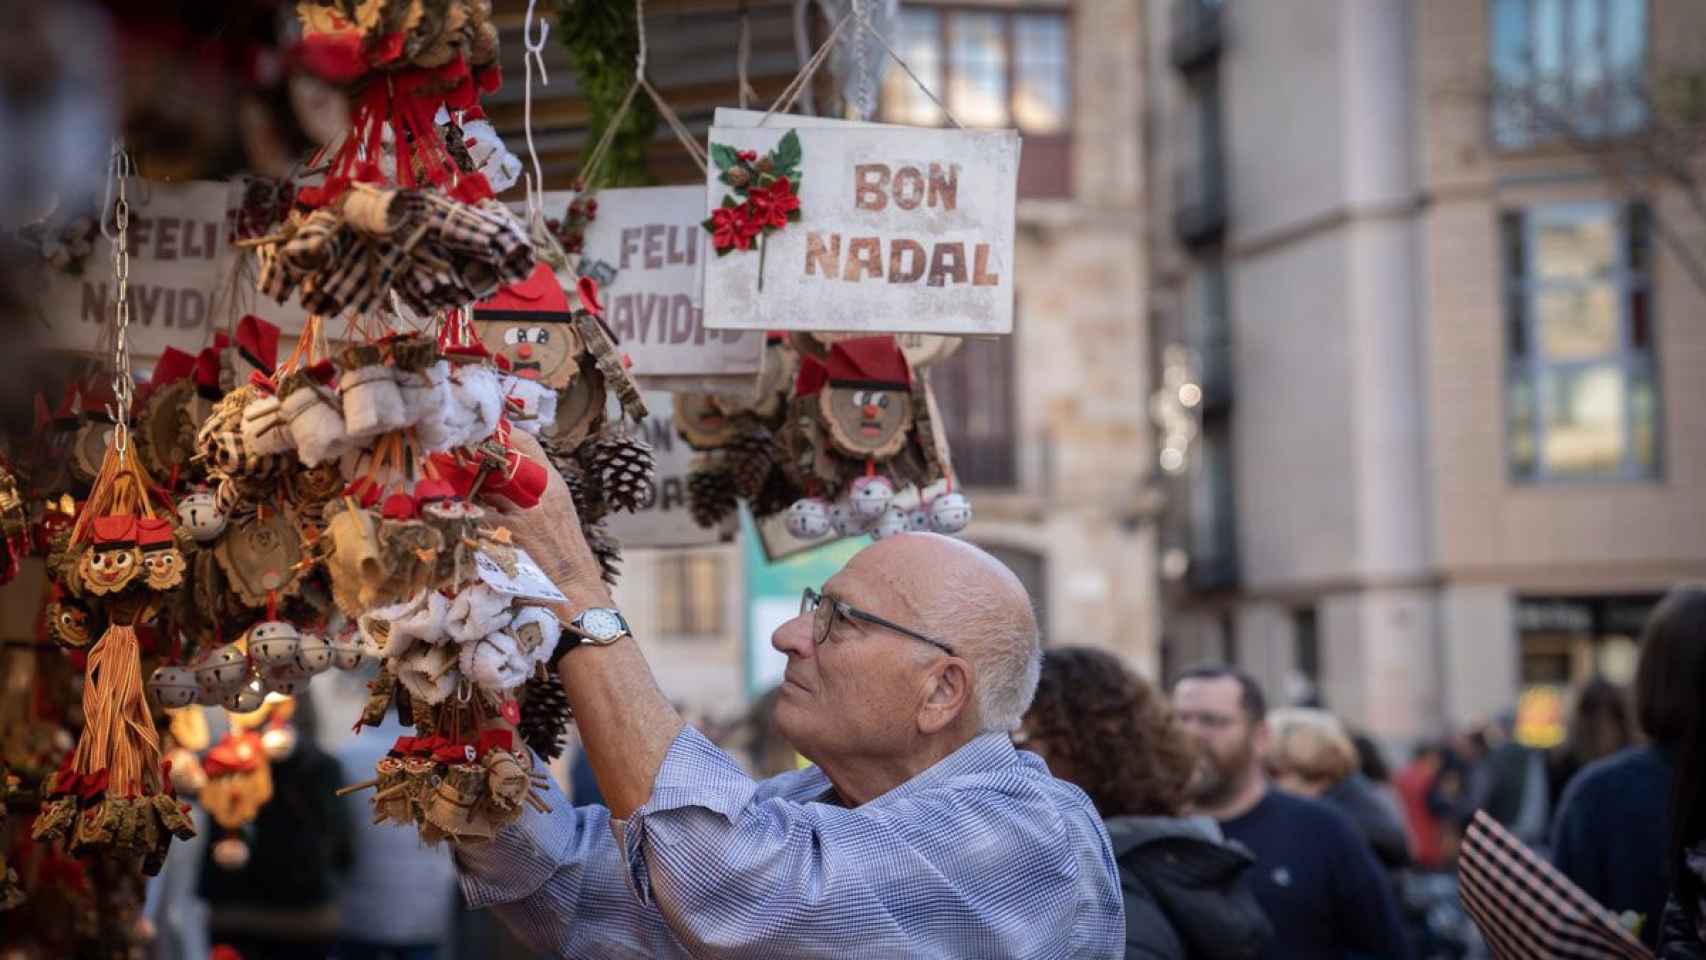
[
  {"x1": 530, "y1": 327, "x2": 550, "y2": 344},
  {"x1": 877, "y1": 394, "x2": 890, "y2": 409}
]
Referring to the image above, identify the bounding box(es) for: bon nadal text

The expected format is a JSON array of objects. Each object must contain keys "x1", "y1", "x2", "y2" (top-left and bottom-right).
[{"x1": 805, "y1": 162, "x2": 1000, "y2": 288}]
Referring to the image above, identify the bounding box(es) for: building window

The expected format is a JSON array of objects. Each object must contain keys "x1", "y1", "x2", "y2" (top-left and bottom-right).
[
  {"x1": 656, "y1": 551, "x2": 726, "y2": 637},
  {"x1": 1489, "y1": 0, "x2": 1648, "y2": 149},
  {"x1": 931, "y1": 333, "x2": 1017, "y2": 490},
  {"x1": 1504, "y1": 202, "x2": 1659, "y2": 481},
  {"x1": 881, "y1": 5, "x2": 1072, "y2": 198}
]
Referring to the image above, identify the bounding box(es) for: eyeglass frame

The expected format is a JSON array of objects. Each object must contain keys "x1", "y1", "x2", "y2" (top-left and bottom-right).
[{"x1": 800, "y1": 587, "x2": 957, "y2": 658}]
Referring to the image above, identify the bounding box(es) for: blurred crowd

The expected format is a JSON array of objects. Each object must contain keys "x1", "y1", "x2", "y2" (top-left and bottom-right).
[{"x1": 145, "y1": 585, "x2": 1706, "y2": 960}]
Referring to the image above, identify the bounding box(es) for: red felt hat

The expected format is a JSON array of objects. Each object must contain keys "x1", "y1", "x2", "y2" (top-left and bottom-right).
[
  {"x1": 794, "y1": 356, "x2": 829, "y2": 398},
  {"x1": 413, "y1": 478, "x2": 456, "y2": 503},
  {"x1": 136, "y1": 517, "x2": 175, "y2": 548},
  {"x1": 381, "y1": 493, "x2": 419, "y2": 521},
  {"x1": 235, "y1": 315, "x2": 281, "y2": 375},
  {"x1": 91, "y1": 514, "x2": 138, "y2": 545},
  {"x1": 824, "y1": 337, "x2": 910, "y2": 390},
  {"x1": 151, "y1": 347, "x2": 197, "y2": 387},
  {"x1": 576, "y1": 276, "x2": 603, "y2": 318},
  {"x1": 475, "y1": 262, "x2": 571, "y2": 317}
]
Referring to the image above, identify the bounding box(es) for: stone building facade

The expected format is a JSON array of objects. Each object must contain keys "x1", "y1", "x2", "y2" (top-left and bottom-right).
[{"x1": 1148, "y1": 0, "x2": 1706, "y2": 746}]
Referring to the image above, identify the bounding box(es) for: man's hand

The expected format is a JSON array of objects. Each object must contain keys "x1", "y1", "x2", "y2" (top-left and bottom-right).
[{"x1": 488, "y1": 428, "x2": 613, "y2": 616}]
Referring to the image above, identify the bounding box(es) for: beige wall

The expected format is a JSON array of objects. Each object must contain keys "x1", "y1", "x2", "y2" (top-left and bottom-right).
[{"x1": 1419, "y1": 0, "x2": 1706, "y2": 590}]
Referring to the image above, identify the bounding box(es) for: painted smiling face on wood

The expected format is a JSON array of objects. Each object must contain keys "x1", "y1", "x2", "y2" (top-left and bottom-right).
[
  {"x1": 813, "y1": 337, "x2": 915, "y2": 460},
  {"x1": 480, "y1": 320, "x2": 582, "y2": 387}
]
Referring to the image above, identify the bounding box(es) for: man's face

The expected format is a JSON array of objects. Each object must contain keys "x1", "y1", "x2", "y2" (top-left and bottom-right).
[
  {"x1": 1173, "y1": 676, "x2": 1262, "y2": 809},
  {"x1": 770, "y1": 554, "x2": 937, "y2": 764}
]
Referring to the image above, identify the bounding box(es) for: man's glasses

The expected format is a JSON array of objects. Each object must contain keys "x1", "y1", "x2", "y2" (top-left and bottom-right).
[{"x1": 800, "y1": 587, "x2": 956, "y2": 658}]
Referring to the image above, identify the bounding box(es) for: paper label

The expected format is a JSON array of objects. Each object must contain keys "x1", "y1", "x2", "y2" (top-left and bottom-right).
[{"x1": 474, "y1": 546, "x2": 568, "y2": 605}]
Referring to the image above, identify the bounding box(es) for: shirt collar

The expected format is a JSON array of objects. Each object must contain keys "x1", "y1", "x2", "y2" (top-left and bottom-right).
[{"x1": 816, "y1": 732, "x2": 1019, "y2": 809}]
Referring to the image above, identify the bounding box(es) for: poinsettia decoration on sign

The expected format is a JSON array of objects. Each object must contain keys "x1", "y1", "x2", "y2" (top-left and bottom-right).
[{"x1": 703, "y1": 130, "x2": 803, "y2": 289}]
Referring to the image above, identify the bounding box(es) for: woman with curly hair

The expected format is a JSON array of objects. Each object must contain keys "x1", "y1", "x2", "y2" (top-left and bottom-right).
[{"x1": 1017, "y1": 647, "x2": 1272, "y2": 960}]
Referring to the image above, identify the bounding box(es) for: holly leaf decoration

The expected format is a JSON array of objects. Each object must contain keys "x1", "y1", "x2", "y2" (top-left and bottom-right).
[
  {"x1": 710, "y1": 143, "x2": 741, "y2": 173},
  {"x1": 774, "y1": 130, "x2": 802, "y2": 172}
]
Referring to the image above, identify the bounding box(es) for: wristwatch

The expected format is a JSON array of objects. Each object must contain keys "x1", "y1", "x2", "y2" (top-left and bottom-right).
[{"x1": 547, "y1": 607, "x2": 633, "y2": 671}]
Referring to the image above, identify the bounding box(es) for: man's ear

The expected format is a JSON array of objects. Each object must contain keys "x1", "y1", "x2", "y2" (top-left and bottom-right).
[
  {"x1": 1251, "y1": 718, "x2": 1272, "y2": 759},
  {"x1": 918, "y1": 658, "x2": 972, "y2": 735}
]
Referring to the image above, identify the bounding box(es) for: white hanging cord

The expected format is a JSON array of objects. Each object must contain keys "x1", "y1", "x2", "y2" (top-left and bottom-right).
[
  {"x1": 851, "y1": 0, "x2": 872, "y2": 120},
  {"x1": 522, "y1": 0, "x2": 551, "y2": 224},
  {"x1": 635, "y1": 0, "x2": 649, "y2": 82},
  {"x1": 855, "y1": 3, "x2": 962, "y2": 128},
  {"x1": 107, "y1": 142, "x2": 135, "y2": 454},
  {"x1": 737, "y1": 2, "x2": 756, "y2": 109}
]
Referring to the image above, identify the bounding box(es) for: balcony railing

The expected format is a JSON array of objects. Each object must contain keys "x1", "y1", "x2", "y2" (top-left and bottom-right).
[{"x1": 1169, "y1": 0, "x2": 1224, "y2": 74}]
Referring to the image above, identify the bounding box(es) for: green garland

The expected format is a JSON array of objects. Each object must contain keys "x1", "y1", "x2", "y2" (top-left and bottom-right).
[{"x1": 555, "y1": 0, "x2": 660, "y2": 188}]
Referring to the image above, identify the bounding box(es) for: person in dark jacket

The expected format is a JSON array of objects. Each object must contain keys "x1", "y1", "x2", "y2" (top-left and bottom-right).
[
  {"x1": 1651, "y1": 588, "x2": 1706, "y2": 958},
  {"x1": 1556, "y1": 588, "x2": 1706, "y2": 952},
  {"x1": 1266, "y1": 707, "x2": 1412, "y2": 873},
  {"x1": 1015, "y1": 647, "x2": 1272, "y2": 960}
]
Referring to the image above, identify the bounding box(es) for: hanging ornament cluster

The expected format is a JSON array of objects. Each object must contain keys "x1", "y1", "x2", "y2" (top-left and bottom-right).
[
  {"x1": 34, "y1": 421, "x2": 197, "y2": 874},
  {"x1": 677, "y1": 335, "x2": 802, "y2": 530}
]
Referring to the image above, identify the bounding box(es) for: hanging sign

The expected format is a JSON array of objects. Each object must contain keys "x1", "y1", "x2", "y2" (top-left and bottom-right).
[
  {"x1": 605, "y1": 391, "x2": 738, "y2": 547},
  {"x1": 34, "y1": 179, "x2": 233, "y2": 357},
  {"x1": 32, "y1": 178, "x2": 319, "y2": 359},
  {"x1": 701, "y1": 108, "x2": 1018, "y2": 336},
  {"x1": 532, "y1": 187, "x2": 763, "y2": 388}
]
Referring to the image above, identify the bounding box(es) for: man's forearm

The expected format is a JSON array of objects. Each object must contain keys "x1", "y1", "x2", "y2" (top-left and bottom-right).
[{"x1": 553, "y1": 610, "x2": 685, "y2": 819}]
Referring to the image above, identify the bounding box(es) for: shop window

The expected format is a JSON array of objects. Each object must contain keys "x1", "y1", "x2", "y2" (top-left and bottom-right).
[
  {"x1": 1504, "y1": 202, "x2": 1659, "y2": 482},
  {"x1": 1489, "y1": 0, "x2": 1647, "y2": 148},
  {"x1": 881, "y1": 5, "x2": 1072, "y2": 198}
]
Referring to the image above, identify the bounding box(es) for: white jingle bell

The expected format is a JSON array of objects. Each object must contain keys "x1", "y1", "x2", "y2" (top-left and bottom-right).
[
  {"x1": 196, "y1": 643, "x2": 250, "y2": 693},
  {"x1": 223, "y1": 679, "x2": 266, "y2": 714},
  {"x1": 829, "y1": 498, "x2": 869, "y2": 538},
  {"x1": 176, "y1": 491, "x2": 227, "y2": 542},
  {"x1": 784, "y1": 498, "x2": 832, "y2": 540},
  {"x1": 329, "y1": 631, "x2": 367, "y2": 671},
  {"x1": 261, "y1": 725, "x2": 299, "y2": 760},
  {"x1": 929, "y1": 492, "x2": 973, "y2": 534},
  {"x1": 262, "y1": 663, "x2": 311, "y2": 697},
  {"x1": 194, "y1": 678, "x2": 229, "y2": 707},
  {"x1": 246, "y1": 621, "x2": 301, "y2": 668},
  {"x1": 295, "y1": 633, "x2": 333, "y2": 675},
  {"x1": 869, "y1": 506, "x2": 911, "y2": 541},
  {"x1": 906, "y1": 506, "x2": 932, "y2": 533},
  {"x1": 146, "y1": 666, "x2": 199, "y2": 709},
  {"x1": 849, "y1": 476, "x2": 895, "y2": 520}
]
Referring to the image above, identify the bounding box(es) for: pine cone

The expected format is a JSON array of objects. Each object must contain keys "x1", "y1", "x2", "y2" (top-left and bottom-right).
[
  {"x1": 542, "y1": 436, "x2": 607, "y2": 523},
  {"x1": 688, "y1": 463, "x2": 739, "y2": 529},
  {"x1": 585, "y1": 520, "x2": 622, "y2": 587},
  {"x1": 518, "y1": 674, "x2": 571, "y2": 764},
  {"x1": 750, "y1": 465, "x2": 798, "y2": 520},
  {"x1": 585, "y1": 432, "x2": 656, "y2": 515},
  {"x1": 729, "y1": 429, "x2": 776, "y2": 501}
]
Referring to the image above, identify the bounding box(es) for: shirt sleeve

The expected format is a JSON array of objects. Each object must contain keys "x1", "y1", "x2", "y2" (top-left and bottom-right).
[
  {"x1": 1329, "y1": 811, "x2": 1413, "y2": 960},
  {"x1": 453, "y1": 762, "x2": 677, "y2": 959},
  {"x1": 616, "y1": 726, "x2": 1110, "y2": 958}
]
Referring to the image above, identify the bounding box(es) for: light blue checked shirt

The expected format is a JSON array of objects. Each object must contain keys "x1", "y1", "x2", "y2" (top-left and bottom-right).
[{"x1": 456, "y1": 726, "x2": 1124, "y2": 958}]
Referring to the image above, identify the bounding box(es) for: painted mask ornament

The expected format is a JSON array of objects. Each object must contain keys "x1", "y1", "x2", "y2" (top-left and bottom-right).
[
  {"x1": 79, "y1": 515, "x2": 142, "y2": 596},
  {"x1": 817, "y1": 338, "x2": 916, "y2": 461},
  {"x1": 474, "y1": 263, "x2": 583, "y2": 389},
  {"x1": 138, "y1": 517, "x2": 186, "y2": 591}
]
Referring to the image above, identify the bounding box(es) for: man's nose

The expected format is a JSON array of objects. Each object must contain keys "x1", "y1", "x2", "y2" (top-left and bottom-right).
[{"x1": 772, "y1": 614, "x2": 816, "y2": 658}]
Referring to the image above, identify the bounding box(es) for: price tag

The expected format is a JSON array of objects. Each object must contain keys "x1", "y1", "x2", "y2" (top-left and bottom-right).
[{"x1": 474, "y1": 547, "x2": 568, "y2": 605}]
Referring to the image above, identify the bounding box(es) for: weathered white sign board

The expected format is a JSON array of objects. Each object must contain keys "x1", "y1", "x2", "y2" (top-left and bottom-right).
[
  {"x1": 33, "y1": 178, "x2": 315, "y2": 360},
  {"x1": 532, "y1": 188, "x2": 762, "y2": 389},
  {"x1": 605, "y1": 391, "x2": 738, "y2": 547},
  {"x1": 702, "y1": 109, "x2": 1018, "y2": 336}
]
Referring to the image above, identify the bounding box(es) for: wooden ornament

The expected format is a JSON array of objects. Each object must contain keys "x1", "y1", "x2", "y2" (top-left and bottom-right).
[
  {"x1": 70, "y1": 419, "x2": 115, "y2": 486},
  {"x1": 673, "y1": 393, "x2": 743, "y2": 450},
  {"x1": 213, "y1": 510, "x2": 308, "y2": 609},
  {"x1": 574, "y1": 311, "x2": 646, "y2": 420},
  {"x1": 546, "y1": 355, "x2": 607, "y2": 450},
  {"x1": 816, "y1": 384, "x2": 914, "y2": 460},
  {"x1": 138, "y1": 379, "x2": 198, "y2": 479}
]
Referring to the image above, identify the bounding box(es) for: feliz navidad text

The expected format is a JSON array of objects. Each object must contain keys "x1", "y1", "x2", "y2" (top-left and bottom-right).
[
  {"x1": 77, "y1": 214, "x2": 223, "y2": 330},
  {"x1": 807, "y1": 164, "x2": 999, "y2": 288},
  {"x1": 603, "y1": 224, "x2": 744, "y2": 346}
]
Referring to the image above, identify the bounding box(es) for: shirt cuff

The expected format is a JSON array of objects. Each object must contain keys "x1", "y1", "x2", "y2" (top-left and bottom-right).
[
  {"x1": 454, "y1": 759, "x2": 581, "y2": 910},
  {"x1": 616, "y1": 726, "x2": 759, "y2": 904}
]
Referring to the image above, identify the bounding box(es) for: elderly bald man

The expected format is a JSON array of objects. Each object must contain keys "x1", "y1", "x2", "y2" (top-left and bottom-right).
[{"x1": 454, "y1": 434, "x2": 1123, "y2": 958}]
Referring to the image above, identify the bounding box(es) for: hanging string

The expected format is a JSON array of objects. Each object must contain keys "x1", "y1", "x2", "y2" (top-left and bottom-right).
[
  {"x1": 573, "y1": 0, "x2": 708, "y2": 187},
  {"x1": 737, "y1": 2, "x2": 757, "y2": 109},
  {"x1": 522, "y1": 0, "x2": 552, "y2": 226},
  {"x1": 761, "y1": 2, "x2": 963, "y2": 129},
  {"x1": 851, "y1": 0, "x2": 872, "y2": 121}
]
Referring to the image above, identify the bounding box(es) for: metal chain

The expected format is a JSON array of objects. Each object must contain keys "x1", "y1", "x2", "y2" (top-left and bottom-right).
[
  {"x1": 109, "y1": 146, "x2": 134, "y2": 454},
  {"x1": 852, "y1": 0, "x2": 873, "y2": 120}
]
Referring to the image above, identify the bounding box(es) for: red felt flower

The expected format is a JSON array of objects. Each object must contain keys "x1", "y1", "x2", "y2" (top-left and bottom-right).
[
  {"x1": 711, "y1": 204, "x2": 756, "y2": 251},
  {"x1": 750, "y1": 177, "x2": 801, "y2": 230},
  {"x1": 738, "y1": 150, "x2": 759, "y2": 162}
]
